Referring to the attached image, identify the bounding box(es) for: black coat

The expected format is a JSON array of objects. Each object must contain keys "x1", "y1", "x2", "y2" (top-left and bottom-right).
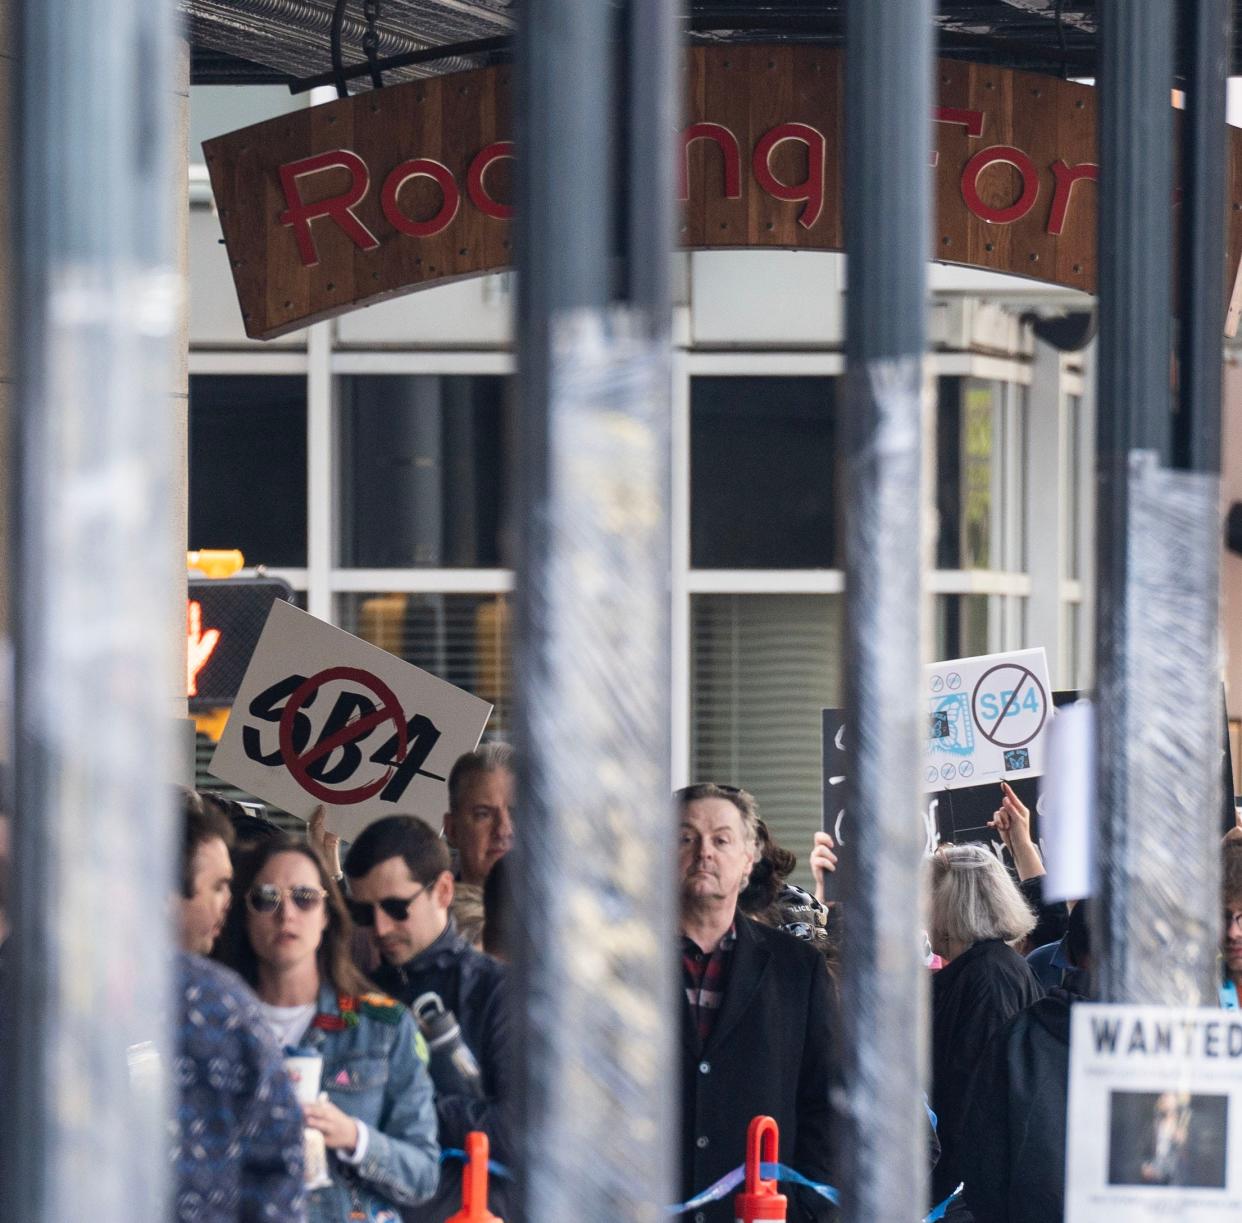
[
  {"x1": 959, "y1": 989, "x2": 1077, "y2": 1223},
  {"x1": 680, "y1": 914, "x2": 838, "y2": 1223},
  {"x1": 930, "y1": 939, "x2": 1044, "y2": 1205},
  {"x1": 371, "y1": 922, "x2": 515, "y2": 1223}
]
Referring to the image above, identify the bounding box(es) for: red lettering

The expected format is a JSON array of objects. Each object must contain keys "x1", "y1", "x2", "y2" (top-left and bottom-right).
[
  {"x1": 679, "y1": 123, "x2": 742, "y2": 201},
  {"x1": 380, "y1": 159, "x2": 461, "y2": 237},
  {"x1": 467, "y1": 141, "x2": 515, "y2": 220},
  {"x1": 1047, "y1": 160, "x2": 1098, "y2": 235},
  {"x1": 752, "y1": 123, "x2": 826, "y2": 230},
  {"x1": 932, "y1": 106, "x2": 986, "y2": 168},
  {"x1": 933, "y1": 106, "x2": 985, "y2": 138},
  {"x1": 961, "y1": 145, "x2": 1040, "y2": 224},
  {"x1": 277, "y1": 149, "x2": 380, "y2": 267}
]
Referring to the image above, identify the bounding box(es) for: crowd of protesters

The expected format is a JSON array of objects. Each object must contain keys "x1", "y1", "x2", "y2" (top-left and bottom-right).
[{"x1": 3, "y1": 738, "x2": 1239, "y2": 1223}]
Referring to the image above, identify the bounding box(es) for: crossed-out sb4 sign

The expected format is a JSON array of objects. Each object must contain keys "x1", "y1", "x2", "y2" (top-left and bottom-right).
[
  {"x1": 925, "y1": 646, "x2": 1051, "y2": 790},
  {"x1": 210, "y1": 601, "x2": 493, "y2": 840}
]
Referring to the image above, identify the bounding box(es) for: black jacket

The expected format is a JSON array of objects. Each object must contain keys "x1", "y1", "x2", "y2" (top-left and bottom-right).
[
  {"x1": 680, "y1": 914, "x2": 837, "y2": 1223},
  {"x1": 931, "y1": 939, "x2": 1044, "y2": 1205},
  {"x1": 371, "y1": 921, "x2": 514, "y2": 1223},
  {"x1": 959, "y1": 989, "x2": 1077, "y2": 1223}
]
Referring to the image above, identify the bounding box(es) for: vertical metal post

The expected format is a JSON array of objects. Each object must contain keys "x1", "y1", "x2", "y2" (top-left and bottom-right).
[
  {"x1": 1177, "y1": 0, "x2": 1231, "y2": 474},
  {"x1": 2, "y1": 0, "x2": 179, "y2": 1221},
  {"x1": 1094, "y1": 0, "x2": 1222, "y2": 1006},
  {"x1": 513, "y1": 0, "x2": 676, "y2": 1219},
  {"x1": 840, "y1": 2, "x2": 932, "y2": 1221}
]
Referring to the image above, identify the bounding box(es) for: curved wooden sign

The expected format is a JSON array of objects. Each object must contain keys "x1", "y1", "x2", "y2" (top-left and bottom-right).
[{"x1": 204, "y1": 46, "x2": 1242, "y2": 341}]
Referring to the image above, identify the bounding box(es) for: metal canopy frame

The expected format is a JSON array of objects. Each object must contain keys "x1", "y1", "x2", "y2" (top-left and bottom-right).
[{"x1": 186, "y1": 0, "x2": 1242, "y2": 85}]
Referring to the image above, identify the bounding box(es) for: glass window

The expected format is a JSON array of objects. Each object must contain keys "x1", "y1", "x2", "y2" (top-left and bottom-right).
[
  {"x1": 1064, "y1": 394, "x2": 1083, "y2": 581},
  {"x1": 336, "y1": 592, "x2": 510, "y2": 736},
  {"x1": 189, "y1": 375, "x2": 307, "y2": 567},
  {"x1": 1061, "y1": 602, "x2": 1081, "y2": 690},
  {"x1": 338, "y1": 375, "x2": 510, "y2": 568},
  {"x1": 690, "y1": 377, "x2": 839, "y2": 568},
  {"x1": 933, "y1": 594, "x2": 993, "y2": 661},
  {"x1": 936, "y1": 377, "x2": 998, "y2": 569},
  {"x1": 690, "y1": 593, "x2": 844, "y2": 889}
]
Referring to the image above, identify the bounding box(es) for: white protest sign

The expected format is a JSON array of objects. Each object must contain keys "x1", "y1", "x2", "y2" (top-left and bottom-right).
[
  {"x1": 1039, "y1": 698, "x2": 1095, "y2": 902},
  {"x1": 924, "y1": 646, "x2": 1052, "y2": 791},
  {"x1": 1066, "y1": 1004, "x2": 1242, "y2": 1221},
  {"x1": 210, "y1": 600, "x2": 493, "y2": 841}
]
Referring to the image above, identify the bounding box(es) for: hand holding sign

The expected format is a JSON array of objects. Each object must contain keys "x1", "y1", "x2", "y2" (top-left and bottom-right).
[
  {"x1": 987, "y1": 780, "x2": 1045, "y2": 882},
  {"x1": 308, "y1": 806, "x2": 341, "y2": 877},
  {"x1": 810, "y1": 830, "x2": 838, "y2": 904}
]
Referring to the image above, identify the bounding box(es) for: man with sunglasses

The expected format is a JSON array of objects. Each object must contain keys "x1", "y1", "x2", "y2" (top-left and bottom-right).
[{"x1": 344, "y1": 814, "x2": 513, "y2": 1223}]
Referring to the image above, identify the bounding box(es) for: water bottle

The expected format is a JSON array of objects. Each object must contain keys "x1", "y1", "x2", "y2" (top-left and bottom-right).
[{"x1": 413, "y1": 991, "x2": 485, "y2": 1098}]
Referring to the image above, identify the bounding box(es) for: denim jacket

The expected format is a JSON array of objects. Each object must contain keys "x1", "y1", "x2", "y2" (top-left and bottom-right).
[{"x1": 300, "y1": 983, "x2": 440, "y2": 1223}]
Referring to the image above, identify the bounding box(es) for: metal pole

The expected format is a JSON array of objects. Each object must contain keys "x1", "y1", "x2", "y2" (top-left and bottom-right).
[
  {"x1": 513, "y1": 0, "x2": 676, "y2": 1218},
  {"x1": 2, "y1": 1, "x2": 179, "y2": 1221},
  {"x1": 1094, "y1": 0, "x2": 1221, "y2": 1006},
  {"x1": 840, "y1": 1, "x2": 932, "y2": 1220},
  {"x1": 1177, "y1": 0, "x2": 1231, "y2": 473}
]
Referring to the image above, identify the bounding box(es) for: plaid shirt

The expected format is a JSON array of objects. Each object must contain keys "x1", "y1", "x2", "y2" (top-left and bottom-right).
[{"x1": 681, "y1": 924, "x2": 737, "y2": 1045}]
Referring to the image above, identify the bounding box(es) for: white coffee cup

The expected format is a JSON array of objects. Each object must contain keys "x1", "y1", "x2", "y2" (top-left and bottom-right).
[{"x1": 284, "y1": 1054, "x2": 323, "y2": 1105}]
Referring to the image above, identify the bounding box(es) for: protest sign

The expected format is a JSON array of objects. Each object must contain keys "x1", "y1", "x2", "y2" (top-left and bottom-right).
[
  {"x1": 1066, "y1": 1004, "x2": 1242, "y2": 1221},
  {"x1": 925, "y1": 647, "x2": 1052, "y2": 791},
  {"x1": 210, "y1": 600, "x2": 493, "y2": 840},
  {"x1": 1039, "y1": 698, "x2": 1095, "y2": 904},
  {"x1": 820, "y1": 667, "x2": 1069, "y2": 902}
]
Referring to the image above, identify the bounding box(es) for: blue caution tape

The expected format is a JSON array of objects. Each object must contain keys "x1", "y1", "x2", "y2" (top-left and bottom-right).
[
  {"x1": 667, "y1": 1163, "x2": 839, "y2": 1214},
  {"x1": 924, "y1": 1184, "x2": 964, "y2": 1221},
  {"x1": 667, "y1": 1161, "x2": 963, "y2": 1220},
  {"x1": 444, "y1": 1146, "x2": 959, "y2": 1221},
  {"x1": 439, "y1": 1147, "x2": 516, "y2": 1181}
]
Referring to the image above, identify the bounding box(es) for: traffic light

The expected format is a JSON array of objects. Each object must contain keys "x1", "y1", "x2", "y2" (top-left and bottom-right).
[{"x1": 187, "y1": 574, "x2": 294, "y2": 711}]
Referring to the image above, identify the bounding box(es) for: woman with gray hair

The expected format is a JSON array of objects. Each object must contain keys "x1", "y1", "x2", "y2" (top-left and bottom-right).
[{"x1": 928, "y1": 843, "x2": 1044, "y2": 1214}]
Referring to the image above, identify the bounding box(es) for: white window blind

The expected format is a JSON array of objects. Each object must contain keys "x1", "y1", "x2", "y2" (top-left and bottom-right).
[{"x1": 690, "y1": 593, "x2": 844, "y2": 891}]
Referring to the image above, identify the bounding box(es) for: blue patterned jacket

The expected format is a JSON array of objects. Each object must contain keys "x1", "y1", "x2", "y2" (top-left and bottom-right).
[{"x1": 175, "y1": 953, "x2": 307, "y2": 1222}]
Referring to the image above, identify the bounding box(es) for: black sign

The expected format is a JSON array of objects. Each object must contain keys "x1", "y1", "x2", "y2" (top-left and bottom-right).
[
  {"x1": 820, "y1": 691, "x2": 1081, "y2": 902},
  {"x1": 187, "y1": 576, "x2": 294, "y2": 711}
]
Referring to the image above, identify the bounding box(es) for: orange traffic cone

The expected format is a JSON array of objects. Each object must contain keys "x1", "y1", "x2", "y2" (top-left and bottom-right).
[
  {"x1": 733, "y1": 1116, "x2": 787, "y2": 1223},
  {"x1": 446, "y1": 1131, "x2": 504, "y2": 1223}
]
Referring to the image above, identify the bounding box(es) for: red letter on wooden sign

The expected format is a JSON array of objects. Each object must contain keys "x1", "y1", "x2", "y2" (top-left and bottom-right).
[
  {"x1": 933, "y1": 106, "x2": 986, "y2": 138},
  {"x1": 679, "y1": 123, "x2": 742, "y2": 201},
  {"x1": 961, "y1": 145, "x2": 1040, "y2": 224},
  {"x1": 753, "y1": 123, "x2": 826, "y2": 230},
  {"x1": 277, "y1": 149, "x2": 380, "y2": 267},
  {"x1": 467, "y1": 141, "x2": 515, "y2": 220},
  {"x1": 1047, "y1": 160, "x2": 1099, "y2": 236},
  {"x1": 381, "y1": 159, "x2": 461, "y2": 237},
  {"x1": 931, "y1": 106, "x2": 985, "y2": 167}
]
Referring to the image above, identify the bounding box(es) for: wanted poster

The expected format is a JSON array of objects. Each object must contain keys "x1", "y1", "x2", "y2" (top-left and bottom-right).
[
  {"x1": 210, "y1": 600, "x2": 493, "y2": 840},
  {"x1": 1066, "y1": 1004, "x2": 1242, "y2": 1222}
]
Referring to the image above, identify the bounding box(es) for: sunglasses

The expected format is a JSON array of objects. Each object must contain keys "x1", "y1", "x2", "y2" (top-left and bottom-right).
[
  {"x1": 246, "y1": 883, "x2": 327, "y2": 915},
  {"x1": 345, "y1": 885, "x2": 428, "y2": 927}
]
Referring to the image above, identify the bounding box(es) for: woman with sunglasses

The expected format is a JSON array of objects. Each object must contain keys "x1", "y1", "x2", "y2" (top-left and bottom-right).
[{"x1": 220, "y1": 836, "x2": 440, "y2": 1223}]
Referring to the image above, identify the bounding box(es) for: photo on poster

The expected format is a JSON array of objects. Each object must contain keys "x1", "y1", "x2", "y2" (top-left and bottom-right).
[{"x1": 1107, "y1": 1091, "x2": 1229, "y2": 1190}]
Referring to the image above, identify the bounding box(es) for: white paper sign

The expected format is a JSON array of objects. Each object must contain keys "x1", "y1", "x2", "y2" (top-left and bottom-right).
[
  {"x1": 1066, "y1": 1004, "x2": 1242, "y2": 1222},
  {"x1": 210, "y1": 600, "x2": 493, "y2": 841},
  {"x1": 1039, "y1": 699, "x2": 1096, "y2": 902},
  {"x1": 924, "y1": 646, "x2": 1052, "y2": 791}
]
